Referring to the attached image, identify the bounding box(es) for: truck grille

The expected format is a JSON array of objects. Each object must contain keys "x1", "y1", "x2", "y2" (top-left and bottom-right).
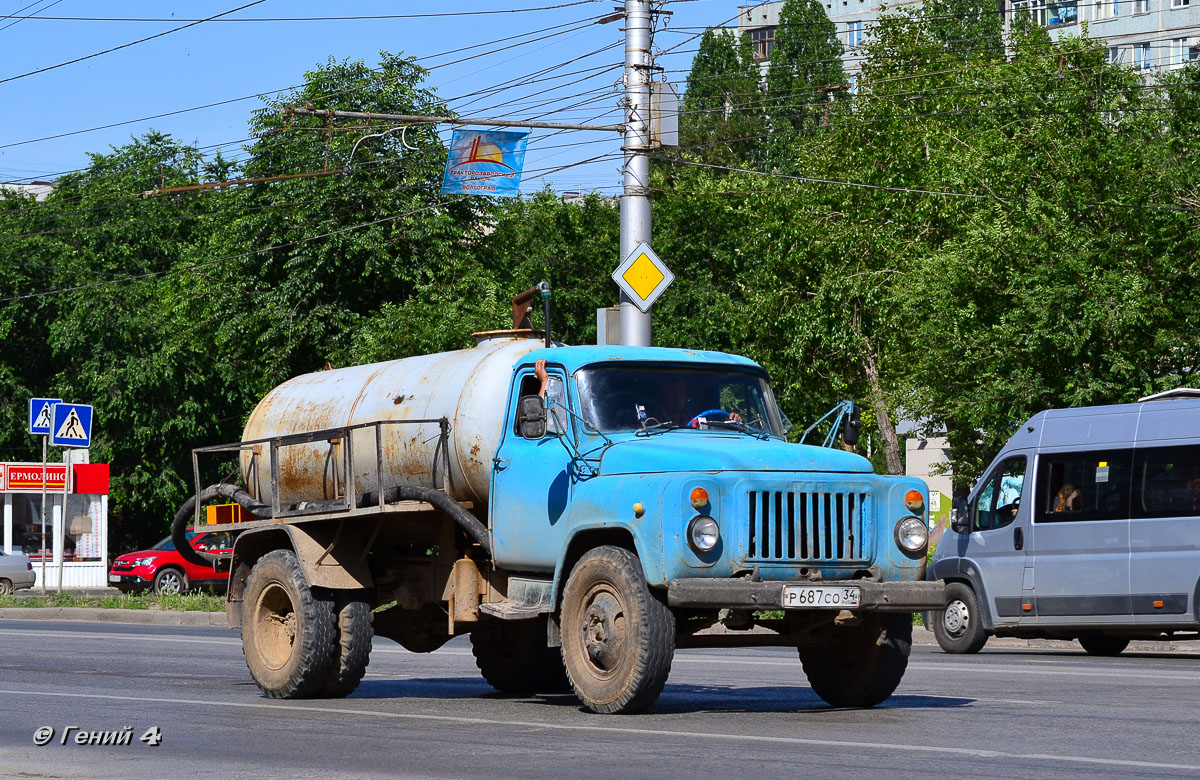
[{"x1": 746, "y1": 490, "x2": 868, "y2": 562}]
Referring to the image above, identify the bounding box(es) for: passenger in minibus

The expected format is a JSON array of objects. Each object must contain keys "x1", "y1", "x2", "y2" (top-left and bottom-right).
[{"x1": 1053, "y1": 483, "x2": 1081, "y2": 512}]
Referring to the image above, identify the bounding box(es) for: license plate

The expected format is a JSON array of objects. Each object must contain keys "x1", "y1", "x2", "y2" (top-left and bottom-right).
[
  {"x1": 782, "y1": 585, "x2": 860, "y2": 608},
  {"x1": 107, "y1": 575, "x2": 120, "y2": 583}
]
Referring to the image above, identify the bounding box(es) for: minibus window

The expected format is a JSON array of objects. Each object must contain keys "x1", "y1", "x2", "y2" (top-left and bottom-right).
[
  {"x1": 1134, "y1": 444, "x2": 1200, "y2": 518},
  {"x1": 1036, "y1": 449, "x2": 1132, "y2": 523},
  {"x1": 972, "y1": 456, "x2": 1026, "y2": 532}
]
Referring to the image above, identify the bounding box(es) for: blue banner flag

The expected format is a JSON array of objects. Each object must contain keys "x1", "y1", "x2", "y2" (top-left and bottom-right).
[{"x1": 441, "y1": 129, "x2": 529, "y2": 198}]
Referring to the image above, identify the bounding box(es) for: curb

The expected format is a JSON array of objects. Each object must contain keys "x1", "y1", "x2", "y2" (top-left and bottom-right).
[
  {"x1": 0, "y1": 607, "x2": 227, "y2": 627},
  {"x1": 913, "y1": 626, "x2": 1200, "y2": 654}
]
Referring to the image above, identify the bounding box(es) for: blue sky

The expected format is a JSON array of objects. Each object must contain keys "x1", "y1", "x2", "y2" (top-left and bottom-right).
[{"x1": 0, "y1": 1, "x2": 739, "y2": 195}]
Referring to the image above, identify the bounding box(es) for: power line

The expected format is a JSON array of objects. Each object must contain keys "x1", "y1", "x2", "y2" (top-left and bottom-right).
[
  {"x1": 0, "y1": 150, "x2": 627, "y2": 304},
  {"x1": 0, "y1": 0, "x2": 269, "y2": 87},
  {"x1": 655, "y1": 157, "x2": 1200, "y2": 213},
  {"x1": 0, "y1": 0, "x2": 63, "y2": 34},
  {"x1": 0, "y1": 11, "x2": 610, "y2": 154},
  {"x1": 2, "y1": 2, "x2": 609, "y2": 24}
]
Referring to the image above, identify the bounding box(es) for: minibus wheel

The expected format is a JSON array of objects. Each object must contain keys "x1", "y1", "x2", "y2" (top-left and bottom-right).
[
  {"x1": 933, "y1": 582, "x2": 988, "y2": 654},
  {"x1": 1077, "y1": 634, "x2": 1129, "y2": 656}
]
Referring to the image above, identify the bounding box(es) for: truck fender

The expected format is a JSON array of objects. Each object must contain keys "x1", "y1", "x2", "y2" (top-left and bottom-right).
[
  {"x1": 549, "y1": 525, "x2": 647, "y2": 611},
  {"x1": 227, "y1": 523, "x2": 373, "y2": 628},
  {"x1": 928, "y1": 556, "x2": 997, "y2": 631}
]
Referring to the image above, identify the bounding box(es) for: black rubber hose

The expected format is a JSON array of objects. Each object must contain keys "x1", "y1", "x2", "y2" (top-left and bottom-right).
[
  {"x1": 171, "y1": 484, "x2": 271, "y2": 567},
  {"x1": 172, "y1": 482, "x2": 492, "y2": 565},
  {"x1": 359, "y1": 485, "x2": 492, "y2": 556}
]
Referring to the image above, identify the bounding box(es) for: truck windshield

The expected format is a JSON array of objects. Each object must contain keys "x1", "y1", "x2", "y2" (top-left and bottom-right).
[{"x1": 575, "y1": 365, "x2": 786, "y2": 436}]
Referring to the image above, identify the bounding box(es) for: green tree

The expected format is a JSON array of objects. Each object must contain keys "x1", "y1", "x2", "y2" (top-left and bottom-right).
[
  {"x1": 679, "y1": 29, "x2": 769, "y2": 166},
  {"x1": 188, "y1": 52, "x2": 492, "y2": 389},
  {"x1": 766, "y1": 0, "x2": 847, "y2": 140}
]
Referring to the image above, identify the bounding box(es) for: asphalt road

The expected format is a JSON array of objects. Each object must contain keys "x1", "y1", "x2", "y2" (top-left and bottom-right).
[{"x1": 1, "y1": 620, "x2": 1198, "y2": 779}]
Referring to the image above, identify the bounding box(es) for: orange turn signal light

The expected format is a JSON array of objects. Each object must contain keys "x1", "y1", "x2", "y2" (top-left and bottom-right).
[
  {"x1": 1154, "y1": 600, "x2": 1164, "y2": 609},
  {"x1": 690, "y1": 487, "x2": 710, "y2": 509},
  {"x1": 1022, "y1": 603, "x2": 1033, "y2": 612},
  {"x1": 904, "y1": 489, "x2": 925, "y2": 513}
]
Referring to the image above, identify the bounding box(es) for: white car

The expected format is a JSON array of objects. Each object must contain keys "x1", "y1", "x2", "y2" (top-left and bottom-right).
[{"x1": 0, "y1": 550, "x2": 36, "y2": 595}]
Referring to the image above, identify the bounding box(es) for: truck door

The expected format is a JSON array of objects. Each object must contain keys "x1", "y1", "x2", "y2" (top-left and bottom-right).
[
  {"x1": 489, "y1": 365, "x2": 574, "y2": 572},
  {"x1": 960, "y1": 454, "x2": 1032, "y2": 628}
]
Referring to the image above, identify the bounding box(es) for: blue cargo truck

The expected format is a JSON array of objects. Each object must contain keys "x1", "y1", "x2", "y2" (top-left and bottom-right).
[{"x1": 178, "y1": 322, "x2": 944, "y2": 714}]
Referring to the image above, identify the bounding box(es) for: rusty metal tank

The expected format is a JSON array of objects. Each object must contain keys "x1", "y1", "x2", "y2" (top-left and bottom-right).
[{"x1": 239, "y1": 331, "x2": 546, "y2": 509}]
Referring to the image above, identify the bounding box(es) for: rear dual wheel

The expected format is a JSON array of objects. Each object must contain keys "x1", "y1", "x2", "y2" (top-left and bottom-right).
[
  {"x1": 799, "y1": 612, "x2": 913, "y2": 708},
  {"x1": 241, "y1": 550, "x2": 372, "y2": 699},
  {"x1": 471, "y1": 616, "x2": 568, "y2": 694}
]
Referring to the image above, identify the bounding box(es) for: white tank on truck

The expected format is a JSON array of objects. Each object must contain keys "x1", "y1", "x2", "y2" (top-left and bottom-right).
[{"x1": 239, "y1": 331, "x2": 546, "y2": 509}]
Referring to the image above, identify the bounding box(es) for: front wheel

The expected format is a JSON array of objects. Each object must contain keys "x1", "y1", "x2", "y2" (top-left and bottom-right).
[
  {"x1": 932, "y1": 582, "x2": 988, "y2": 654},
  {"x1": 799, "y1": 612, "x2": 912, "y2": 708},
  {"x1": 152, "y1": 567, "x2": 187, "y2": 595},
  {"x1": 560, "y1": 546, "x2": 675, "y2": 714},
  {"x1": 241, "y1": 549, "x2": 336, "y2": 699}
]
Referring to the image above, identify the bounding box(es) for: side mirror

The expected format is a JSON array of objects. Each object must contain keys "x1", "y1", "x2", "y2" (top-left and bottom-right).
[
  {"x1": 950, "y1": 496, "x2": 970, "y2": 533},
  {"x1": 518, "y1": 395, "x2": 548, "y2": 439},
  {"x1": 842, "y1": 402, "x2": 862, "y2": 446}
]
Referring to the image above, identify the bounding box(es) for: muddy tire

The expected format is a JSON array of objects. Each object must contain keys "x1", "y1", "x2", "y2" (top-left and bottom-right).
[
  {"x1": 471, "y1": 616, "x2": 563, "y2": 693},
  {"x1": 152, "y1": 567, "x2": 187, "y2": 595},
  {"x1": 1078, "y1": 634, "x2": 1129, "y2": 657},
  {"x1": 799, "y1": 612, "x2": 912, "y2": 708},
  {"x1": 241, "y1": 549, "x2": 336, "y2": 699},
  {"x1": 560, "y1": 546, "x2": 675, "y2": 714},
  {"x1": 0, "y1": 578, "x2": 12, "y2": 596},
  {"x1": 317, "y1": 592, "x2": 373, "y2": 698},
  {"x1": 932, "y1": 582, "x2": 988, "y2": 654}
]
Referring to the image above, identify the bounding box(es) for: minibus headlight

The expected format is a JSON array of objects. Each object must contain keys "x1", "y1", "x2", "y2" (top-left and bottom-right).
[
  {"x1": 894, "y1": 516, "x2": 927, "y2": 553},
  {"x1": 688, "y1": 515, "x2": 720, "y2": 553}
]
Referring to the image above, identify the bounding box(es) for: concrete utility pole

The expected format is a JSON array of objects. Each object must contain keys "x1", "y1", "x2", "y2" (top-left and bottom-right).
[{"x1": 619, "y1": 0, "x2": 654, "y2": 346}]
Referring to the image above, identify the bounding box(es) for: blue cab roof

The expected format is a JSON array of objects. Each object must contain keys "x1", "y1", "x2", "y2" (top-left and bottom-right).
[{"x1": 518, "y1": 345, "x2": 765, "y2": 375}]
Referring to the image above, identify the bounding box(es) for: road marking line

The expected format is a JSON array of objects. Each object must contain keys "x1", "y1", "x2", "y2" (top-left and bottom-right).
[
  {"x1": 910, "y1": 662, "x2": 1200, "y2": 681},
  {"x1": 5, "y1": 630, "x2": 1198, "y2": 680},
  {"x1": 0, "y1": 688, "x2": 1196, "y2": 772}
]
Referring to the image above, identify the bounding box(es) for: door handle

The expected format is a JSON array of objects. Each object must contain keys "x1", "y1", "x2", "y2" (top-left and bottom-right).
[
  {"x1": 492, "y1": 457, "x2": 509, "y2": 472},
  {"x1": 1013, "y1": 527, "x2": 1024, "y2": 551}
]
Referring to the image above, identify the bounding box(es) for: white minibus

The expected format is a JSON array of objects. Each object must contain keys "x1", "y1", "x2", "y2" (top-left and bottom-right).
[{"x1": 928, "y1": 389, "x2": 1200, "y2": 654}]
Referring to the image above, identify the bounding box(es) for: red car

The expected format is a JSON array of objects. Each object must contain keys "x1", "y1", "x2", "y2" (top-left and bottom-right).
[{"x1": 108, "y1": 529, "x2": 233, "y2": 595}]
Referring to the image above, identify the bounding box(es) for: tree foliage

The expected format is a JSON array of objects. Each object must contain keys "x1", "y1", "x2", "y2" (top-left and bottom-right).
[{"x1": 2, "y1": 18, "x2": 1198, "y2": 550}]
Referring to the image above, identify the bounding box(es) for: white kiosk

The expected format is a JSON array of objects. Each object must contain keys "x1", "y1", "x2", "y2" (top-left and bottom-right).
[{"x1": 0, "y1": 461, "x2": 110, "y2": 588}]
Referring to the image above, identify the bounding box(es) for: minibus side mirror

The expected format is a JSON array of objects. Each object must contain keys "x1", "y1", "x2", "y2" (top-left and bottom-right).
[{"x1": 950, "y1": 496, "x2": 970, "y2": 534}]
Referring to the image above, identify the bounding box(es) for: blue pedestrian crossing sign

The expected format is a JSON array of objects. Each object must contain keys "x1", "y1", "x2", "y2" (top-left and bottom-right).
[
  {"x1": 51, "y1": 403, "x2": 93, "y2": 448},
  {"x1": 28, "y1": 398, "x2": 61, "y2": 436}
]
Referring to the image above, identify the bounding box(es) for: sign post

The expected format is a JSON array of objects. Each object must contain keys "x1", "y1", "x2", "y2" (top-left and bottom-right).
[
  {"x1": 28, "y1": 398, "x2": 60, "y2": 594},
  {"x1": 49, "y1": 403, "x2": 92, "y2": 592}
]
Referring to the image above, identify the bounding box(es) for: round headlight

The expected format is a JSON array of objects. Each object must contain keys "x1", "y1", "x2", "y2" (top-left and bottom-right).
[
  {"x1": 688, "y1": 515, "x2": 720, "y2": 553},
  {"x1": 894, "y1": 516, "x2": 928, "y2": 553}
]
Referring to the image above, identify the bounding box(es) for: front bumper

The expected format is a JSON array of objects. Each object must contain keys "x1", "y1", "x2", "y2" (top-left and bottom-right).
[
  {"x1": 667, "y1": 578, "x2": 946, "y2": 612},
  {"x1": 108, "y1": 573, "x2": 148, "y2": 588}
]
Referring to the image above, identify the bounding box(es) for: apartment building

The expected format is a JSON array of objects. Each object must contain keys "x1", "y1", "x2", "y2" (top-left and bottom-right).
[{"x1": 736, "y1": 0, "x2": 1199, "y2": 78}]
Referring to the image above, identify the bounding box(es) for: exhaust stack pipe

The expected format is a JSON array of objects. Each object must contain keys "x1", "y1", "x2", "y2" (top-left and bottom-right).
[{"x1": 510, "y1": 282, "x2": 553, "y2": 348}]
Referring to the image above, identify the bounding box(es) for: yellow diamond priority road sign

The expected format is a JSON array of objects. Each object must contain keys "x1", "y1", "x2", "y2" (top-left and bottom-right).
[{"x1": 612, "y1": 242, "x2": 674, "y2": 313}]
